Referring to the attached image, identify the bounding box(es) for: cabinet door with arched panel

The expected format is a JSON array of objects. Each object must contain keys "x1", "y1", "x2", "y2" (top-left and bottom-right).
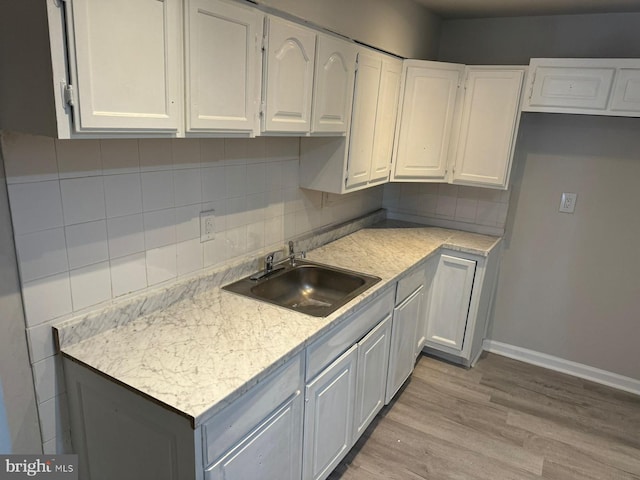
[
  {"x1": 262, "y1": 16, "x2": 316, "y2": 134},
  {"x1": 311, "y1": 34, "x2": 357, "y2": 135}
]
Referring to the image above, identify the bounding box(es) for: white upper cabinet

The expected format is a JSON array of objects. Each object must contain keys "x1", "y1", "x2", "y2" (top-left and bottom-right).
[
  {"x1": 311, "y1": 34, "x2": 357, "y2": 135},
  {"x1": 65, "y1": 0, "x2": 182, "y2": 134},
  {"x1": 450, "y1": 67, "x2": 525, "y2": 189},
  {"x1": 345, "y1": 52, "x2": 382, "y2": 189},
  {"x1": 370, "y1": 58, "x2": 402, "y2": 184},
  {"x1": 299, "y1": 49, "x2": 401, "y2": 194},
  {"x1": 346, "y1": 51, "x2": 402, "y2": 189},
  {"x1": 185, "y1": 0, "x2": 262, "y2": 135},
  {"x1": 262, "y1": 16, "x2": 316, "y2": 134},
  {"x1": 608, "y1": 67, "x2": 640, "y2": 114},
  {"x1": 523, "y1": 58, "x2": 640, "y2": 116},
  {"x1": 391, "y1": 62, "x2": 525, "y2": 190},
  {"x1": 392, "y1": 60, "x2": 464, "y2": 182}
]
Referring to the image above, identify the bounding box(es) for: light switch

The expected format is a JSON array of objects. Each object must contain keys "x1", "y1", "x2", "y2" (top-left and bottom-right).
[{"x1": 559, "y1": 193, "x2": 577, "y2": 213}]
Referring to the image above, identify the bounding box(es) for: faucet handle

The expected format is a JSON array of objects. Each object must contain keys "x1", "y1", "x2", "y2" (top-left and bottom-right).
[{"x1": 264, "y1": 249, "x2": 283, "y2": 270}]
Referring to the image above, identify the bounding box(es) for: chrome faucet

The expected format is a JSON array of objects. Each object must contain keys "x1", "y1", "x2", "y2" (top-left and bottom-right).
[
  {"x1": 249, "y1": 242, "x2": 306, "y2": 281},
  {"x1": 287, "y1": 240, "x2": 306, "y2": 267}
]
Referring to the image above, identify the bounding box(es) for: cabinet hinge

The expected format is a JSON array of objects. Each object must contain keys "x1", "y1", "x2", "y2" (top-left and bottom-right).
[
  {"x1": 261, "y1": 35, "x2": 267, "y2": 52},
  {"x1": 259, "y1": 101, "x2": 265, "y2": 117},
  {"x1": 345, "y1": 176, "x2": 349, "y2": 188},
  {"x1": 62, "y1": 83, "x2": 74, "y2": 107}
]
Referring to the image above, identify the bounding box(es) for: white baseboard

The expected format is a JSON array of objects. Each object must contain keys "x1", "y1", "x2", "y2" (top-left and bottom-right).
[{"x1": 482, "y1": 340, "x2": 640, "y2": 396}]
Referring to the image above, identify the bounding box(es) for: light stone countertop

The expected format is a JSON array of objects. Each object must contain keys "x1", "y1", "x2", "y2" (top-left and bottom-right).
[{"x1": 61, "y1": 221, "x2": 500, "y2": 427}]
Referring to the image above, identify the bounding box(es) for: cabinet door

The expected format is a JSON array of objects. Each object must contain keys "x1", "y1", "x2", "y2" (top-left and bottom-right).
[
  {"x1": 67, "y1": 0, "x2": 181, "y2": 132},
  {"x1": 311, "y1": 34, "x2": 357, "y2": 135},
  {"x1": 610, "y1": 68, "x2": 640, "y2": 113},
  {"x1": 451, "y1": 67, "x2": 525, "y2": 189},
  {"x1": 303, "y1": 345, "x2": 357, "y2": 480},
  {"x1": 346, "y1": 52, "x2": 382, "y2": 189},
  {"x1": 263, "y1": 16, "x2": 316, "y2": 134},
  {"x1": 527, "y1": 62, "x2": 615, "y2": 111},
  {"x1": 385, "y1": 286, "x2": 423, "y2": 404},
  {"x1": 370, "y1": 57, "x2": 402, "y2": 184},
  {"x1": 205, "y1": 392, "x2": 303, "y2": 480},
  {"x1": 393, "y1": 60, "x2": 463, "y2": 181},
  {"x1": 186, "y1": 0, "x2": 262, "y2": 134},
  {"x1": 353, "y1": 315, "x2": 392, "y2": 443},
  {"x1": 426, "y1": 254, "x2": 476, "y2": 354},
  {"x1": 416, "y1": 257, "x2": 437, "y2": 357}
]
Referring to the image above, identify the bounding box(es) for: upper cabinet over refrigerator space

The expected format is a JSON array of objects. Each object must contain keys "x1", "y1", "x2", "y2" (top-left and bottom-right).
[
  {"x1": 65, "y1": 0, "x2": 183, "y2": 135},
  {"x1": 523, "y1": 58, "x2": 640, "y2": 117},
  {"x1": 261, "y1": 16, "x2": 316, "y2": 135}
]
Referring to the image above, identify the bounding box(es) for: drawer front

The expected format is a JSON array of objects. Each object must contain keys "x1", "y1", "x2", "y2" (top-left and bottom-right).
[
  {"x1": 528, "y1": 65, "x2": 615, "y2": 110},
  {"x1": 202, "y1": 352, "x2": 304, "y2": 468},
  {"x1": 610, "y1": 68, "x2": 640, "y2": 113},
  {"x1": 306, "y1": 287, "x2": 394, "y2": 380},
  {"x1": 396, "y1": 264, "x2": 425, "y2": 305}
]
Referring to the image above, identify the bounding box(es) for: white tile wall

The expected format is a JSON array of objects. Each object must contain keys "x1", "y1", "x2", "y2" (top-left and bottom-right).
[
  {"x1": 15, "y1": 228, "x2": 68, "y2": 282},
  {"x1": 8, "y1": 181, "x2": 64, "y2": 234},
  {"x1": 60, "y1": 177, "x2": 106, "y2": 225},
  {"x1": 1, "y1": 132, "x2": 384, "y2": 455},
  {"x1": 65, "y1": 220, "x2": 109, "y2": 269},
  {"x1": 383, "y1": 182, "x2": 510, "y2": 234}
]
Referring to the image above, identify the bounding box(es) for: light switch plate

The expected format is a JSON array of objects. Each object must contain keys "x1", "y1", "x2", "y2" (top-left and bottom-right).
[{"x1": 559, "y1": 193, "x2": 577, "y2": 213}]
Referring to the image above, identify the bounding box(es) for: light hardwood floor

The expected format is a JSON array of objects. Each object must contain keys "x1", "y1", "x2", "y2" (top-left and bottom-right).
[{"x1": 329, "y1": 353, "x2": 640, "y2": 480}]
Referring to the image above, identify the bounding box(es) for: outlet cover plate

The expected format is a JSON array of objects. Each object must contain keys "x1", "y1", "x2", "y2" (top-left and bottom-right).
[{"x1": 559, "y1": 192, "x2": 577, "y2": 213}]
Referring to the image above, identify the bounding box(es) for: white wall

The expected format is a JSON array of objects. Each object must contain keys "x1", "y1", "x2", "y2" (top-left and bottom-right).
[
  {"x1": 0, "y1": 149, "x2": 42, "y2": 453},
  {"x1": 257, "y1": 0, "x2": 441, "y2": 59},
  {"x1": 439, "y1": 12, "x2": 640, "y2": 381}
]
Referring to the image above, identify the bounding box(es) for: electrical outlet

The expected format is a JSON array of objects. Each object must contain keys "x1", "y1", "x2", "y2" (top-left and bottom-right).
[
  {"x1": 559, "y1": 193, "x2": 577, "y2": 213},
  {"x1": 200, "y1": 209, "x2": 216, "y2": 242}
]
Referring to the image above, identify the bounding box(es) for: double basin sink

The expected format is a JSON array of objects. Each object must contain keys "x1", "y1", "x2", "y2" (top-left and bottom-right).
[{"x1": 223, "y1": 260, "x2": 381, "y2": 317}]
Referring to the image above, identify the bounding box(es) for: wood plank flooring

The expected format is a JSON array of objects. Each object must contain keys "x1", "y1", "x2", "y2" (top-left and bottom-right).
[{"x1": 328, "y1": 352, "x2": 640, "y2": 480}]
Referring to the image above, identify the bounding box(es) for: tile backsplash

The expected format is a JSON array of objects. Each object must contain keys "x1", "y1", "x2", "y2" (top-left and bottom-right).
[
  {"x1": 1, "y1": 131, "x2": 382, "y2": 454},
  {"x1": 383, "y1": 182, "x2": 510, "y2": 235}
]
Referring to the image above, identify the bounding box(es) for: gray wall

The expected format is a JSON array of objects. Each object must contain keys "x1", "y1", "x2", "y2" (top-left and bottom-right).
[
  {"x1": 439, "y1": 12, "x2": 640, "y2": 64},
  {"x1": 0, "y1": 151, "x2": 42, "y2": 453},
  {"x1": 257, "y1": 0, "x2": 441, "y2": 59},
  {"x1": 439, "y1": 13, "x2": 640, "y2": 380}
]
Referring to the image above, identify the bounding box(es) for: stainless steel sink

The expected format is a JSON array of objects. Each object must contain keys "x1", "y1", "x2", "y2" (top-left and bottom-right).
[{"x1": 222, "y1": 260, "x2": 381, "y2": 317}]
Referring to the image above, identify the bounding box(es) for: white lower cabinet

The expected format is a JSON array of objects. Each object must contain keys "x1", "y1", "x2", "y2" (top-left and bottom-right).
[
  {"x1": 62, "y1": 244, "x2": 500, "y2": 480},
  {"x1": 303, "y1": 345, "x2": 358, "y2": 480},
  {"x1": 385, "y1": 285, "x2": 423, "y2": 404},
  {"x1": 423, "y1": 246, "x2": 501, "y2": 367},
  {"x1": 353, "y1": 315, "x2": 392, "y2": 442},
  {"x1": 426, "y1": 254, "x2": 476, "y2": 354},
  {"x1": 303, "y1": 288, "x2": 394, "y2": 480}
]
